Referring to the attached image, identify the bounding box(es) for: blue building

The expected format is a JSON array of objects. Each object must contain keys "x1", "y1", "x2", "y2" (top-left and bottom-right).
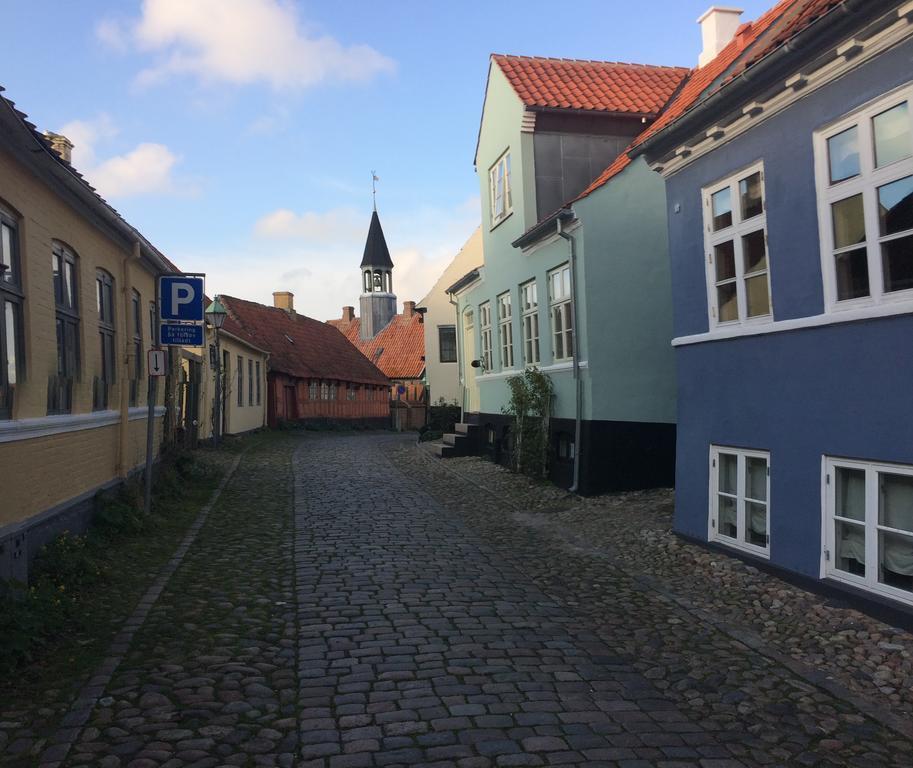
[{"x1": 636, "y1": 0, "x2": 913, "y2": 609}]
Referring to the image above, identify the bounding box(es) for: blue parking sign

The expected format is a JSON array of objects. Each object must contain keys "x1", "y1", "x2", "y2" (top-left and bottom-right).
[{"x1": 160, "y1": 275, "x2": 205, "y2": 321}]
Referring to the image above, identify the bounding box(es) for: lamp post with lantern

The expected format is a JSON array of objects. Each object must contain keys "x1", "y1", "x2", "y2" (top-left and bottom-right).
[{"x1": 205, "y1": 297, "x2": 227, "y2": 447}]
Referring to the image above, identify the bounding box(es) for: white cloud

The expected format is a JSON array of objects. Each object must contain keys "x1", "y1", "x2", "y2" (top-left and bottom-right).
[
  {"x1": 95, "y1": 18, "x2": 128, "y2": 52},
  {"x1": 254, "y1": 207, "x2": 364, "y2": 244},
  {"x1": 186, "y1": 197, "x2": 481, "y2": 322},
  {"x1": 57, "y1": 115, "x2": 189, "y2": 199},
  {"x1": 98, "y1": 0, "x2": 395, "y2": 90}
]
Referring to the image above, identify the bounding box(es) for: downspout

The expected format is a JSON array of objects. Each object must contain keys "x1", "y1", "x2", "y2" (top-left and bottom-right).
[
  {"x1": 448, "y1": 290, "x2": 465, "y2": 422},
  {"x1": 116, "y1": 243, "x2": 139, "y2": 476},
  {"x1": 556, "y1": 216, "x2": 582, "y2": 494}
]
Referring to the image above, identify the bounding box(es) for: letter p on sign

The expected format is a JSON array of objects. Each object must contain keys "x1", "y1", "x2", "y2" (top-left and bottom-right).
[{"x1": 159, "y1": 275, "x2": 204, "y2": 322}]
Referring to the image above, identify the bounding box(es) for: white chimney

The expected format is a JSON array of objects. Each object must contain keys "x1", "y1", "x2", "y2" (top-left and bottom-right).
[{"x1": 697, "y1": 6, "x2": 744, "y2": 67}]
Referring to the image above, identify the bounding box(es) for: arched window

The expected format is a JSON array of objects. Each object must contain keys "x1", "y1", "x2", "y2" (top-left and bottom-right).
[
  {"x1": 129, "y1": 289, "x2": 143, "y2": 407},
  {"x1": 94, "y1": 269, "x2": 116, "y2": 410},
  {"x1": 363, "y1": 270, "x2": 372, "y2": 292},
  {"x1": 49, "y1": 243, "x2": 80, "y2": 413},
  {"x1": 0, "y1": 203, "x2": 24, "y2": 419}
]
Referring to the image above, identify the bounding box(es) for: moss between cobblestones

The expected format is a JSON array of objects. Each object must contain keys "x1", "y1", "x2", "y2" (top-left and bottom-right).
[{"x1": 0, "y1": 436, "x2": 259, "y2": 767}]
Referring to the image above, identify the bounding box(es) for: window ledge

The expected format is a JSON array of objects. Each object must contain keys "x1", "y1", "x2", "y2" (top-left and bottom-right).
[
  {"x1": 0, "y1": 406, "x2": 166, "y2": 444},
  {"x1": 674, "y1": 300, "x2": 913, "y2": 346},
  {"x1": 489, "y1": 211, "x2": 514, "y2": 233}
]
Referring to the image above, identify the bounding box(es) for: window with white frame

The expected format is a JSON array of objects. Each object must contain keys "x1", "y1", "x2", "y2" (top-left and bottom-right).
[
  {"x1": 548, "y1": 264, "x2": 572, "y2": 361},
  {"x1": 489, "y1": 151, "x2": 513, "y2": 227},
  {"x1": 815, "y1": 87, "x2": 913, "y2": 309},
  {"x1": 479, "y1": 301, "x2": 492, "y2": 371},
  {"x1": 825, "y1": 457, "x2": 913, "y2": 603},
  {"x1": 497, "y1": 292, "x2": 514, "y2": 369},
  {"x1": 710, "y1": 446, "x2": 770, "y2": 556},
  {"x1": 520, "y1": 280, "x2": 540, "y2": 365},
  {"x1": 703, "y1": 165, "x2": 772, "y2": 326}
]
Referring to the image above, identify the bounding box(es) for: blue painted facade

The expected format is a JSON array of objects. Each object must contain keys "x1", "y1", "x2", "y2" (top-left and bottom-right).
[{"x1": 666, "y1": 39, "x2": 913, "y2": 580}]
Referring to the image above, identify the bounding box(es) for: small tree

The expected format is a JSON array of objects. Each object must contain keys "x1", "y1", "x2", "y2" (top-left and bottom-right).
[{"x1": 503, "y1": 368, "x2": 552, "y2": 479}]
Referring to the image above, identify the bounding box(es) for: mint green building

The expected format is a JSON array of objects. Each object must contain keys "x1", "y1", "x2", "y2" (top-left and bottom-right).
[{"x1": 451, "y1": 54, "x2": 687, "y2": 493}]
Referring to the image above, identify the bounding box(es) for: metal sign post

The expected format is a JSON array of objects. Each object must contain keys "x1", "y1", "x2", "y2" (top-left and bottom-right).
[{"x1": 145, "y1": 273, "x2": 206, "y2": 514}]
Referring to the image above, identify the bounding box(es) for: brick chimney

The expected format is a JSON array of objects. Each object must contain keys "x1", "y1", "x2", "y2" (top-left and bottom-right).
[
  {"x1": 341, "y1": 306, "x2": 355, "y2": 322},
  {"x1": 403, "y1": 300, "x2": 416, "y2": 318},
  {"x1": 697, "y1": 6, "x2": 743, "y2": 67},
  {"x1": 273, "y1": 291, "x2": 295, "y2": 313},
  {"x1": 44, "y1": 132, "x2": 74, "y2": 164}
]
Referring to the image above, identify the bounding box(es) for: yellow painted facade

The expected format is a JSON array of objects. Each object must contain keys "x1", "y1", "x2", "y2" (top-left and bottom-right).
[
  {"x1": 0, "y1": 141, "x2": 168, "y2": 534},
  {"x1": 180, "y1": 330, "x2": 268, "y2": 441}
]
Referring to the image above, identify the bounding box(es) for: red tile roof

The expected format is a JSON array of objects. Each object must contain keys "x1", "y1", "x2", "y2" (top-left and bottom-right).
[
  {"x1": 492, "y1": 55, "x2": 689, "y2": 115},
  {"x1": 328, "y1": 311, "x2": 425, "y2": 380},
  {"x1": 220, "y1": 296, "x2": 389, "y2": 386},
  {"x1": 576, "y1": 0, "x2": 799, "y2": 200}
]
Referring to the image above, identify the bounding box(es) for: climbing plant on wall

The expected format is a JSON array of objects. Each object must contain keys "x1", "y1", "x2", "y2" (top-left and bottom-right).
[{"x1": 503, "y1": 368, "x2": 553, "y2": 479}]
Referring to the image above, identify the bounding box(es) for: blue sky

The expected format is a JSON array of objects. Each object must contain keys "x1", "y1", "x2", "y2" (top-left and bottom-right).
[{"x1": 0, "y1": 0, "x2": 772, "y2": 321}]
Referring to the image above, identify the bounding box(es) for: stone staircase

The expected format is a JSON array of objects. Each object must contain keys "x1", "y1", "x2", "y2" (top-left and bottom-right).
[{"x1": 430, "y1": 422, "x2": 480, "y2": 459}]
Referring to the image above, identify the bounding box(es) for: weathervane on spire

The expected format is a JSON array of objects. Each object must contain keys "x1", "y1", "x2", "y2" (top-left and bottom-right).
[{"x1": 371, "y1": 170, "x2": 379, "y2": 211}]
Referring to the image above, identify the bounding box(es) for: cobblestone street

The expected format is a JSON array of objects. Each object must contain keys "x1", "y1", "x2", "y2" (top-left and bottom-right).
[{"x1": 4, "y1": 432, "x2": 913, "y2": 768}]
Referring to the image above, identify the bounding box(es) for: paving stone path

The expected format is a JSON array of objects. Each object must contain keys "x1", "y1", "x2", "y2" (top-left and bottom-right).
[{"x1": 16, "y1": 432, "x2": 912, "y2": 768}]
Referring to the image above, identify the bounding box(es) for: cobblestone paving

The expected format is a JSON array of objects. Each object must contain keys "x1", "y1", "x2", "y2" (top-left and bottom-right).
[
  {"x1": 388, "y1": 440, "x2": 913, "y2": 768},
  {"x1": 9, "y1": 432, "x2": 913, "y2": 768},
  {"x1": 61, "y1": 434, "x2": 298, "y2": 768}
]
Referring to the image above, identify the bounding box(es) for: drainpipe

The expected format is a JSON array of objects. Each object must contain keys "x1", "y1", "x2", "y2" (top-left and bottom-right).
[
  {"x1": 556, "y1": 216, "x2": 582, "y2": 494},
  {"x1": 448, "y1": 291, "x2": 465, "y2": 422},
  {"x1": 116, "y1": 243, "x2": 138, "y2": 476}
]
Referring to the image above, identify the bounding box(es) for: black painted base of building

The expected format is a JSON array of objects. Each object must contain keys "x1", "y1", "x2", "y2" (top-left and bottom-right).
[{"x1": 465, "y1": 412, "x2": 675, "y2": 495}]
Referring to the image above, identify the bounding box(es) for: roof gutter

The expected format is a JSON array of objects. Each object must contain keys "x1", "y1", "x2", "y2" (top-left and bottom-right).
[
  {"x1": 445, "y1": 268, "x2": 481, "y2": 295},
  {"x1": 511, "y1": 208, "x2": 575, "y2": 250},
  {"x1": 636, "y1": 0, "x2": 892, "y2": 161}
]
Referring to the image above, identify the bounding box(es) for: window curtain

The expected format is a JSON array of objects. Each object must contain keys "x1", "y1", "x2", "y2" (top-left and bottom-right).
[{"x1": 881, "y1": 474, "x2": 913, "y2": 576}]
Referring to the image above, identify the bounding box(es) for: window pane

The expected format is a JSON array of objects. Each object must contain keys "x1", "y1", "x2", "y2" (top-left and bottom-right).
[
  {"x1": 6, "y1": 302, "x2": 18, "y2": 385},
  {"x1": 64, "y1": 259, "x2": 75, "y2": 309},
  {"x1": 714, "y1": 240, "x2": 735, "y2": 282},
  {"x1": 718, "y1": 496, "x2": 737, "y2": 538},
  {"x1": 711, "y1": 186, "x2": 732, "y2": 231},
  {"x1": 880, "y1": 531, "x2": 913, "y2": 589},
  {"x1": 562, "y1": 267, "x2": 570, "y2": 297},
  {"x1": 742, "y1": 230, "x2": 767, "y2": 274},
  {"x1": 717, "y1": 283, "x2": 738, "y2": 322},
  {"x1": 739, "y1": 172, "x2": 763, "y2": 220},
  {"x1": 835, "y1": 520, "x2": 866, "y2": 575},
  {"x1": 1, "y1": 224, "x2": 13, "y2": 283},
  {"x1": 873, "y1": 102, "x2": 911, "y2": 168},
  {"x1": 746, "y1": 502, "x2": 768, "y2": 547},
  {"x1": 52, "y1": 253, "x2": 62, "y2": 305},
  {"x1": 745, "y1": 457, "x2": 767, "y2": 501},
  {"x1": 718, "y1": 453, "x2": 737, "y2": 494},
  {"x1": 880, "y1": 473, "x2": 913, "y2": 532},
  {"x1": 878, "y1": 175, "x2": 913, "y2": 237},
  {"x1": 835, "y1": 248, "x2": 870, "y2": 300},
  {"x1": 745, "y1": 275, "x2": 771, "y2": 318},
  {"x1": 883, "y1": 234, "x2": 913, "y2": 293},
  {"x1": 836, "y1": 467, "x2": 866, "y2": 521},
  {"x1": 832, "y1": 194, "x2": 866, "y2": 249},
  {"x1": 828, "y1": 126, "x2": 860, "y2": 183},
  {"x1": 56, "y1": 318, "x2": 65, "y2": 375}
]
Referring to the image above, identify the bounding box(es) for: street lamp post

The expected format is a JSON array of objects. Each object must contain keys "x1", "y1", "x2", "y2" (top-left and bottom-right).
[{"x1": 205, "y1": 297, "x2": 227, "y2": 447}]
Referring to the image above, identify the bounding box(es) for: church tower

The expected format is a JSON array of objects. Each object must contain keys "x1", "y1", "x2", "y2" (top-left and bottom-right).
[{"x1": 359, "y1": 210, "x2": 397, "y2": 340}]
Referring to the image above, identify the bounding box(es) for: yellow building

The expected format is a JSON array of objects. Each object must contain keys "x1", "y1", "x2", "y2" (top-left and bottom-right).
[
  {"x1": 0, "y1": 90, "x2": 177, "y2": 582},
  {"x1": 177, "y1": 322, "x2": 269, "y2": 445}
]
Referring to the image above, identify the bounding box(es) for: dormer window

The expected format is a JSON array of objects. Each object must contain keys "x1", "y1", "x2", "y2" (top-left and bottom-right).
[{"x1": 489, "y1": 150, "x2": 513, "y2": 227}]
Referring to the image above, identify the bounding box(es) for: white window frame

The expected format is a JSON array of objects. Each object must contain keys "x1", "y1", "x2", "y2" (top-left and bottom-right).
[
  {"x1": 701, "y1": 162, "x2": 773, "y2": 328},
  {"x1": 520, "y1": 280, "x2": 540, "y2": 366},
  {"x1": 479, "y1": 301, "x2": 492, "y2": 372},
  {"x1": 822, "y1": 456, "x2": 913, "y2": 606},
  {"x1": 548, "y1": 264, "x2": 572, "y2": 362},
  {"x1": 709, "y1": 445, "x2": 770, "y2": 559},
  {"x1": 488, "y1": 150, "x2": 513, "y2": 228},
  {"x1": 497, "y1": 291, "x2": 514, "y2": 370},
  {"x1": 814, "y1": 83, "x2": 913, "y2": 314}
]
